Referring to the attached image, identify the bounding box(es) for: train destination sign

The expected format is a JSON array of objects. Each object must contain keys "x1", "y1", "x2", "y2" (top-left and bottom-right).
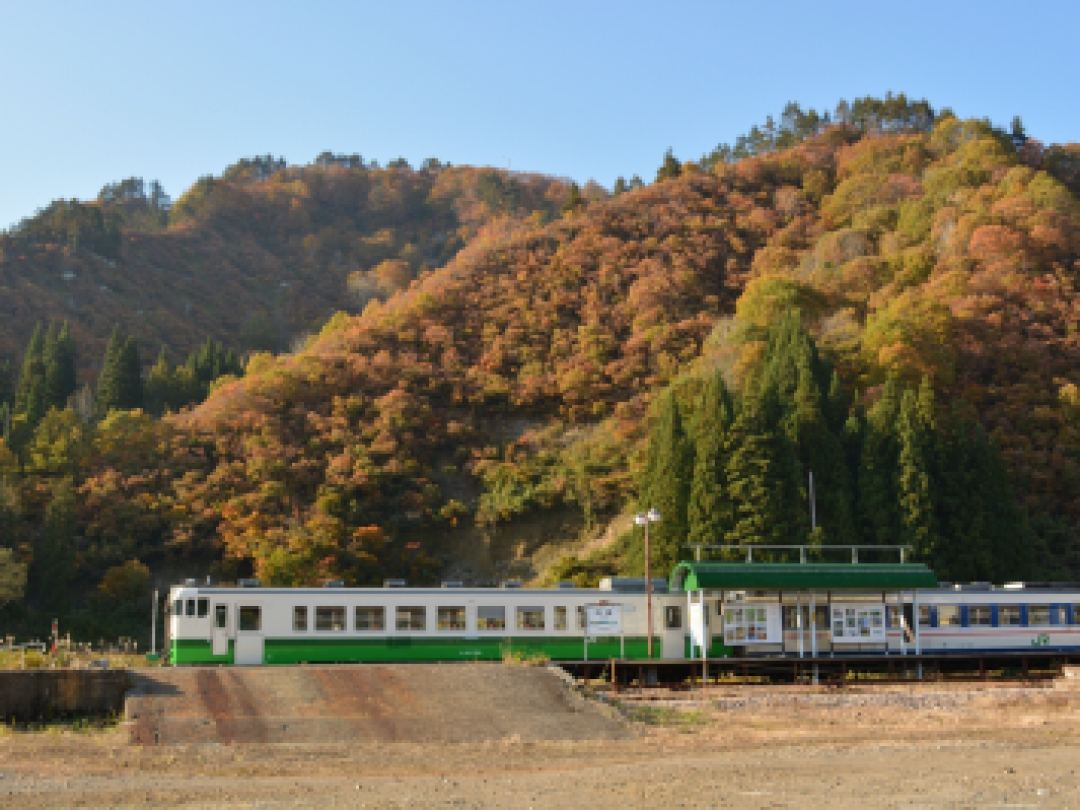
[{"x1": 831, "y1": 604, "x2": 887, "y2": 642}]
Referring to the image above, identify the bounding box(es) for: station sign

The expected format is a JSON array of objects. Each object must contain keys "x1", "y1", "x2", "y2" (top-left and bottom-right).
[{"x1": 586, "y1": 605, "x2": 622, "y2": 634}]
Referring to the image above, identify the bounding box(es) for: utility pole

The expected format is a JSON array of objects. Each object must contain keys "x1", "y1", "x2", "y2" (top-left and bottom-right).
[{"x1": 635, "y1": 509, "x2": 661, "y2": 658}]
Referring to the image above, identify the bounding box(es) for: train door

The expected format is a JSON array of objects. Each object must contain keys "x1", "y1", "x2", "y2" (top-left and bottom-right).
[
  {"x1": 212, "y1": 603, "x2": 230, "y2": 657},
  {"x1": 660, "y1": 602, "x2": 686, "y2": 660},
  {"x1": 234, "y1": 604, "x2": 264, "y2": 665}
]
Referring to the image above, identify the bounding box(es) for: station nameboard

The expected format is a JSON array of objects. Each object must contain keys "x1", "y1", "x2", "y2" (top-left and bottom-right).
[
  {"x1": 722, "y1": 604, "x2": 781, "y2": 644},
  {"x1": 831, "y1": 604, "x2": 886, "y2": 642},
  {"x1": 586, "y1": 605, "x2": 621, "y2": 634}
]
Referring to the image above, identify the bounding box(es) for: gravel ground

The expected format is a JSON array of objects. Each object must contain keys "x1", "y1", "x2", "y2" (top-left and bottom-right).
[{"x1": 2, "y1": 685, "x2": 1079, "y2": 808}]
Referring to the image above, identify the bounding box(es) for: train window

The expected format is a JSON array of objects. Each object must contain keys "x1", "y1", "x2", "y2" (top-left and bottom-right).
[
  {"x1": 918, "y1": 606, "x2": 931, "y2": 627},
  {"x1": 1074, "y1": 605, "x2": 1080, "y2": 625},
  {"x1": 969, "y1": 606, "x2": 991, "y2": 626},
  {"x1": 293, "y1": 607, "x2": 308, "y2": 632},
  {"x1": 938, "y1": 606, "x2": 960, "y2": 626},
  {"x1": 1029, "y1": 606, "x2": 1050, "y2": 625},
  {"x1": 174, "y1": 599, "x2": 183, "y2": 617},
  {"x1": 576, "y1": 606, "x2": 586, "y2": 630},
  {"x1": 438, "y1": 607, "x2": 466, "y2": 630},
  {"x1": 665, "y1": 606, "x2": 682, "y2": 629},
  {"x1": 477, "y1": 606, "x2": 505, "y2": 630},
  {"x1": 215, "y1": 604, "x2": 227, "y2": 629},
  {"x1": 355, "y1": 607, "x2": 384, "y2": 631},
  {"x1": 516, "y1": 607, "x2": 545, "y2": 630},
  {"x1": 186, "y1": 599, "x2": 196, "y2": 617},
  {"x1": 554, "y1": 607, "x2": 568, "y2": 631},
  {"x1": 396, "y1": 607, "x2": 426, "y2": 631},
  {"x1": 1057, "y1": 607, "x2": 1068, "y2": 625},
  {"x1": 999, "y1": 606, "x2": 1021, "y2": 625},
  {"x1": 316, "y1": 607, "x2": 346, "y2": 631},
  {"x1": 238, "y1": 606, "x2": 261, "y2": 632},
  {"x1": 197, "y1": 599, "x2": 209, "y2": 619}
]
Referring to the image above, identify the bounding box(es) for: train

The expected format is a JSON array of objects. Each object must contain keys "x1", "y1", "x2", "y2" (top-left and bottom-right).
[{"x1": 166, "y1": 560, "x2": 1080, "y2": 666}]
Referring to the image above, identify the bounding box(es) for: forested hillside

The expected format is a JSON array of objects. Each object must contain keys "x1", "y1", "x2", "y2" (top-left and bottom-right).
[
  {"x1": 2, "y1": 97, "x2": 1080, "y2": 642},
  {"x1": 0, "y1": 157, "x2": 570, "y2": 382}
]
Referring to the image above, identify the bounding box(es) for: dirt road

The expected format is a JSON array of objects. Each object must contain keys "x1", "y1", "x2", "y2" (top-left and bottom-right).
[{"x1": 2, "y1": 685, "x2": 1079, "y2": 807}]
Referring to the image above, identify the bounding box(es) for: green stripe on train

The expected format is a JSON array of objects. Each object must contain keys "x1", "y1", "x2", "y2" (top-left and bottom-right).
[{"x1": 169, "y1": 635, "x2": 686, "y2": 664}]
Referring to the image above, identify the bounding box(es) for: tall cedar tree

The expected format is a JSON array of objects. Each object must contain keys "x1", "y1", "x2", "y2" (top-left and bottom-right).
[
  {"x1": 11, "y1": 323, "x2": 48, "y2": 452},
  {"x1": 655, "y1": 149, "x2": 682, "y2": 183},
  {"x1": 858, "y1": 378, "x2": 902, "y2": 546},
  {"x1": 687, "y1": 371, "x2": 733, "y2": 548},
  {"x1": 789, "y1": 364, "x2": 858, "y2": 544},
  {"x1": 896, "y1": 389, "x2": 935, "y2": 562},
  {"x1": 0, "y1": 360, "x2": 13, "y2": 412},
  {"x1": 722, "y1": 394, "x2": 796, "y2": 550},
  {"x1": 639, "y1": 389, "x2": 693, "y2": 574},
  {"x1": 96, "y1": 326, "x2": 143, "y2": 415},
  {"x1": 42, "y1": 321, "x2": 77, "y2": 411}
]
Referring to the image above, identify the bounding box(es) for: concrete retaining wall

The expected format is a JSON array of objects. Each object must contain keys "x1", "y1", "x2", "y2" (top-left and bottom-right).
[{"x1": 0, "y1": 670, "x2": 129, "y2": 721}]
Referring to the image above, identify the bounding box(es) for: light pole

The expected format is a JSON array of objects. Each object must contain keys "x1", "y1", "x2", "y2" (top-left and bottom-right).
[{"x1": 635, "y1": 508, "x2": 661, "y2": 659}]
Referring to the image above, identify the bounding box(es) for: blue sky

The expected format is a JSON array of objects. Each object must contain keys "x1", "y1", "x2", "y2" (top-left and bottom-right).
[{"x1": 1, "y1": 0, "x2": 1078, "y2": 231}]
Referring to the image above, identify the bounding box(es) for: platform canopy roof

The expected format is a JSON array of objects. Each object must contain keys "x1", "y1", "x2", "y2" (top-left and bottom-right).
[{"x1": 669, "y1": 562, "x2": 939, "y2": 592}]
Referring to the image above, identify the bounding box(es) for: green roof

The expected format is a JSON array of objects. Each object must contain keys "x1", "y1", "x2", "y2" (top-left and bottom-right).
[{"x1": 669, "y1": 562, "x2": 939, "y2": 592}]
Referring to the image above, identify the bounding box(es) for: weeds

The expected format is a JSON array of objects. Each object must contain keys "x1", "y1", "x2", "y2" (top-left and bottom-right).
[{"x1": 621, "y1": 704, "x2": 710, "y2": 728}]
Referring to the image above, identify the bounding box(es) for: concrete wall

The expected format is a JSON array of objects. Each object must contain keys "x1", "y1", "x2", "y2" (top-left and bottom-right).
[{"x1": 0, "y1": 670, "x2": 129, "y2": 721}]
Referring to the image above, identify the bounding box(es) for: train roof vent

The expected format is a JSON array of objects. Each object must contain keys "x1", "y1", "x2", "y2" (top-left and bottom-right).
[
  {"x1": 323, "y1": 580, "x2": 345, "y2": 588},
  {"x1": 1002, "y1": 582, "x2": 1025, "y2": 590},
  {"x1": 441, "y1": 581, "x2": 464, "y2": 588},
  {"x1": 500, "y1": 581, "x2": 523, "y2": 589},
  {"x1": 238, "y1": 578, "x2": 261, "y2": 588},
  {"x1": 184, "y1": 578, "x2": 199, "y2": 587},
  {"x1": 556, "y1": 581, "x2": 577, "y2": 589},
  {"x1": 598, "y1": 577, "x2": 669, "y2": 594},
  {"x1": 383, "y1": 579, "x2": 407, "y2": 588}
]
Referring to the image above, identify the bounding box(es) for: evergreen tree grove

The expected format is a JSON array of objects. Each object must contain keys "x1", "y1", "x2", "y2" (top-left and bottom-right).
[{"x1": 636, "y1": 316, "x2": 1031, "y2": 580}]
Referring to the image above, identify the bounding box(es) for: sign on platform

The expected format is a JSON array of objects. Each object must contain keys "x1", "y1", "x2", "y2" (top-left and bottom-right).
[
  {"x1": 722, "y1": 604, "x2": 781, "y2": 644},
  {"x1": 830, "y1": 604, "x2": 886, "y2": 642},
  {"x1": 586, "y1": 605, "x2": 621, "y2": 634}
]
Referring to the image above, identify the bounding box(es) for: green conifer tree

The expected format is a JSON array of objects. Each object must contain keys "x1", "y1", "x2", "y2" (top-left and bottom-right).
[
  {"x1": 858, "y1": 378, "x2": 902, "y2": 546},
  {"x1": 11, "y1": 324, "x2": 48, "y2": 452},
  {"x1": 687, "y1": 372, "x2": 733, "y2": 548},
  {"x1": 723, "y1": 395, "x2": 795, "y2": 550},
  {"x1": 560, "y1": 183, "x2": 585, "y2": 216},
  {"x1": 42, "y1": 321, "x2": 77, "y2": 410},
  {"x1": 896, "y1": 390, "x2": 935, "y2": 564},
  {"x1": 144, "y1": 346, "x2": 173, "y2": 416},
  {"x1": 655, "y1": 148, "x2": 682, "y2": 183},
  {"x1": 971, "y1": 426, "x2": 1032, "y2": 582},
  {"x1": 638, "y1": 390, "x2": 693, "y2": 574},
  {"x1": 96, "y1": 325, "x2": 145, "y2": 414},
  {"x1": 117, "y1": 335, "x2": 144, "y2": 411}
]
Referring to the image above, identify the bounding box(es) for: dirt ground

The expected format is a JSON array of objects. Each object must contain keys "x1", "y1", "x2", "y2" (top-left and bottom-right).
[{"x1": 2, "y1": 685, "x2": 1080, "y2": 808}]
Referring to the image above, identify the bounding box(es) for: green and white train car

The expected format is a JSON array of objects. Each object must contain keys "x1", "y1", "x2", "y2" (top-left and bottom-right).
[{"x1": 167, "y1": 578, "x2": 707, "y2": 665}]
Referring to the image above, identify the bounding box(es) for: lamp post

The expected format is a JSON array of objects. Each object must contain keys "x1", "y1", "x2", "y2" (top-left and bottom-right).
[{"x1": 635, "y1": 508, "x2": 661, "y2": 659}]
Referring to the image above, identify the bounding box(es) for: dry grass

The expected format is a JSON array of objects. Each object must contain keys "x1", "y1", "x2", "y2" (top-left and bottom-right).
[{"x1": 2, "y1": 685, "x2": 1079, "y2": 808}]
